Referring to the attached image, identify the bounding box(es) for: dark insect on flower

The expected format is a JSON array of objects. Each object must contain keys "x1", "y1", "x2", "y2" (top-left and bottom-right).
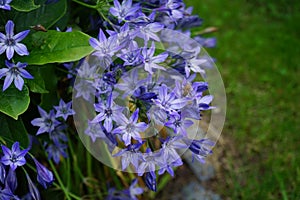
[{"x1": 30, "y1": 24, "x2": 47, "y2": 32}]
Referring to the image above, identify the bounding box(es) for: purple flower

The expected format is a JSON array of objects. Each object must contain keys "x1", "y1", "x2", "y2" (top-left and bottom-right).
[
  {"x1": 144, "y1": 172, "x2": 156, "y2": 192},
  {"x1": 136, "y1": 23, "x2": 164, "y2": 42},
  {"x1": 89, "y1": 29, "x2": 120, "y2": 68},
  {"x1": 84, "y1": 121, "x2": 106, "y2": 143},
  {"x1": 118, "y1": 41, "x2": 142, "y2": 66},
  {"x1": 54, "y1": 99, "x2": 75, "y2": 120},
  {"x1": 33, "y1": 159, "x2": 54, "y2": 189},
  {"x1": 91, "y1": 92, "x2": 124, "y2": 132},
  {"x1": 5, "y1": 168, "x2": 17, "y2": 192},
  {"x1": 141, "y1": 42, "x2": 168, "y2": 74},
  {"x1": 0, "y1": 60, "x2": 33, "y2": 91},
  {"x1": 0, "y1": 163, "x2": 5, "y2": 184},
  {"x1": 0, "y1": 187, "x2": 16, "y2": 200},
  {"x1": 56, "y1": 27, "x2": 72, "y2": 32},
  {"x1": 25, "y1": 173, "x2": 41, "y2": 200},
  {"x1": 197, "y1": 95, "x2": 215, "y2": 110},
  {"x1": 31, "y1": 107, "x2": 61, "y2": 135},
  {"x1": 185, "y1": 138, "x2": 215, "y2": 163},
  {"x1": 113, "y1": 142, "x2": 144, "y2": 171},
  {"x1": 0, "y1": 20, "x2": 30, "y2": 60},
  {"x1": 74, "y1": 79, "x2": 95, "y2": 102},
  {"x1": 115, "y1": 68, "x2": 146, "y2": 98},
  {"x1": 112, "y1": 108, "x2": 148, "y2": 146},
  {"x1": 49, "y1": 125, "x2": 68, "y2": 144},
  {"x1": 165, "y1": 112, "x2": 193, "y2": 136},
  {"x1": 0, "y1": 0, "x2": 12, "y2": 10},
  {"x1": 152, "y1": 84, "x2": 187, "y2": 112},
  {"x1": 109, "y1": 0, "x2": 141, "y2": 23},
  {"x1": 137, "y1": 148, "x2": 159, "y2": 176},
  {"x1": 128, "y1": 179, "x2": 143, "y2": 200},
  {"x1": 158, "y1": 158, "x2": 182, "y2": 177},
  {"x1": 1, "y1": 142, "x2": 29, "y2": 171},
  {"x1": 183, "y1": 47, "x2": 207, "y2": 77},
  {"x1": 45, "y1": 143, "x2": 68, "y2": 164}
]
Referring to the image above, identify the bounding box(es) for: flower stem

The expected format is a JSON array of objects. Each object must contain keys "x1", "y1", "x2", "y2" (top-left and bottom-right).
[
  {"x1": 49, "y1": 160, "x2": 72, "y2": 200},
  {"x1": 72, "y1": 0, "x2": 97, "y2": 9}
]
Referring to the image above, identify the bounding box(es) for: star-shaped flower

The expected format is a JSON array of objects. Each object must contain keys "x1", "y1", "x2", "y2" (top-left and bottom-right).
[
  {"x1": 0, "y1": 20, "x2": 30, "y2": 60},
  {"x1": 1, "y1": 142, "x2": 29, "y2": 171},
  {"x1": 0, "y1": 60, "x2": 33, "y2": 91}
]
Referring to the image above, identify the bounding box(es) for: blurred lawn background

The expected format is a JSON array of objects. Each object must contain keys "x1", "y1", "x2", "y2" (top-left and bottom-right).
[{"x1": 185, "y1": 0, "x2": 300, "y2": 199}]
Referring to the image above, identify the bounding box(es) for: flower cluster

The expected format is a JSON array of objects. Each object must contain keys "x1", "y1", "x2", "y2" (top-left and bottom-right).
[
  {"x1": 0, "y1": 0, "x2": 217, "y2": 198},
  {"x1": 0, "y1": 142, "x2": 54, "y2": 199},
  {"x1": 31, "y1": 99, "x2": 75, "y2": 164},
  {"x1": 0, "y1": 20, "x2": 32, "y2": 91},
  {"x1": 72, "y1": 0, "x2": 216, "y2": 192}
]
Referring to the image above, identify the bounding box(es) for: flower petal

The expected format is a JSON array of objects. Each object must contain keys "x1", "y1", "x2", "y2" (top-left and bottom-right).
[
  {"x1": 13, "y1": 30, "x2": 30, "y2": 42},
  {"x1": 14, "y1": 43, "x2": 29, "y2": 56},
  {"x1": 5, "y1": 20, "x2": 14, "y2": 37}
]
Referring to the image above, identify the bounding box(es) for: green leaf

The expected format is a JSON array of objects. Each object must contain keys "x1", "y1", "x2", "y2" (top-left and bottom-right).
[
  {"x1": 0, "y1": 113, "x2": 30, "y2": 148},
  {"x1": 19, "y1": 31, "x2": 93, "y2": 65},
  {"x1": 0, "y1": 85, "x2": 30, "y2": 120},
  {"x1": 10, "y1": 0, "x2": 40, "y2": 12},
  {"x1": 13, "y1": 0, "x2": 67, "y2": 32},
  {"x1": 39, "y1": 64, "x2": 59, "y2": 110},
  {"x1": 26, "y1": 66, "x2": 49, "y2": 93}
]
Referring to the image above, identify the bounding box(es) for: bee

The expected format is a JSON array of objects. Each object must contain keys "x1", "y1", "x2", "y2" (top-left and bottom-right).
[
  {"x1": 30, "y1": 24, "x2": 47, "y2": 32},
  {"x1": 183, "y1": 82, "x2": 192, "y2": 97}
]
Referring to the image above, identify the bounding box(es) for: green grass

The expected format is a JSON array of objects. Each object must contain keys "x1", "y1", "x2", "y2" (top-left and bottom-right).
[{"x1": 185, "y1": 0, "x2": 300, "y2": 199}]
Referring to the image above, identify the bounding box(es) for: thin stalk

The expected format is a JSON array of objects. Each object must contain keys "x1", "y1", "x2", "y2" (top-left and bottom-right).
[
  {"x1": 72, "y1": 0, "x2": 97, "y2": 9},
  {"x1": 49, "y1": 160, "x2": 72, "y2": 200}
]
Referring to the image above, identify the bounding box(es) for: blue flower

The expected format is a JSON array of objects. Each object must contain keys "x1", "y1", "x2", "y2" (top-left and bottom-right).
[
  {"x1": 0, "y1": 187, "x2": 16, "y2": 200},
  {"x1": 109, "y1": 0, "x2": 141, "y2": 23},
  {"x1": 89, "y1": 29, "x2": 120, "y2": 68},
  {"x1": 128, "y1": 179, "x2": 143, "y2": 200},
  {"x1": 0, "y1": 163, "x2": 5, "y2": 184},
  {"x1": 141, "y1": 42, "x2": 168, "y2": 74},
  {"x1": 113, "y1": 142, "x2": 144, "y2": 171},
  {"x1": 54, "y1": 99, "x2": 75, "y2": 120},
  {"x1": 0, "y1": 20, "x2": 30, "y2": 60},
  {"x1": 0, "y1": 0, "x2": 12, "y2": 10},
  {"x1": 33, "y1": 158, "x2": 54, "y2": 189},
  {"x1": 164, "y1": 112, "x2": 193, "y2": 136},
  {"x1": 1, "y1": 142, "x2": 29, "y2": 171},
  {"x1": 25, "y1": 173, "x2": 41, "y2": 200},
  {"x1": 0, "y1": 60, "x2": 33, "y2": 91},
  {"x1": 91, "y1": 92, "x2": 124, "y2": 132},
  {"x1": 45, "y1": 142, "x2": 68, "y2": 164},
  {"x1": 112, "y1": 108, "x2": 148, "y2": 146},
  {"x1": 185, "y1": 138, "x2": 215, "y2": 163},
  {"x1": 152, "y1": 84, "x2": 187, "y2": 112},
  {"x1": 31, "y1": 107, "x2": 61, "y2": 135},
  {"x1": 144, "y1": 172, "x2": 157, "y2": 192}
]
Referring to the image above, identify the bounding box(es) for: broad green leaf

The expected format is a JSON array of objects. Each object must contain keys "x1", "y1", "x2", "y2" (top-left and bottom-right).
[
  {"x1": 19, "y1": 31, "x2": 93, "y2": 65},
  {"x1": 0, "y1": 113, "x2": 29, "y2": 148},
  {"x1": 10, "y1": 0, "x2": 40, "y2": 12},
  {"x1": 13, "y1": 0, "x2": 67, "y2": 32},
  {"x1": 0, "y1": 85, "x2": 30, "y2": 120},
  {"x1": 39, "y1": 64, "x2": 59, "y2": 110},
  {"x1": 26, "y1": 66, "x2": 48, "y2": 93}
]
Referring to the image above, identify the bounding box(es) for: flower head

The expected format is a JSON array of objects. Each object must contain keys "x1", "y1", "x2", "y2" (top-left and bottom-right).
[
  {"x1": 1, "y1": 142, "x2": 29, "y2": 171},
  {"x1": 0, "y1": 20, "x2": 30, "y2": 60},
  {"x1": 54, "y1": 99, "x2": 75, "y2": 120},
  {"x1": 112, "y1": 108, "x2": 148, "y2": 146},
  {"x1": 31, "y1": 107, "x2": 61, "y2": 135},
  {"x1": 33, "y1": 158, "x2": 54, "y2": 189},
  {"x1": 109, "y1": 0, "x2": 141, "y2": 23},
  {"x1": 0, "y1": 60, "x2": 33, "y2": 91},
  {"x1": 0, "y1": 0, "x2": 12, "y2": 10}
]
